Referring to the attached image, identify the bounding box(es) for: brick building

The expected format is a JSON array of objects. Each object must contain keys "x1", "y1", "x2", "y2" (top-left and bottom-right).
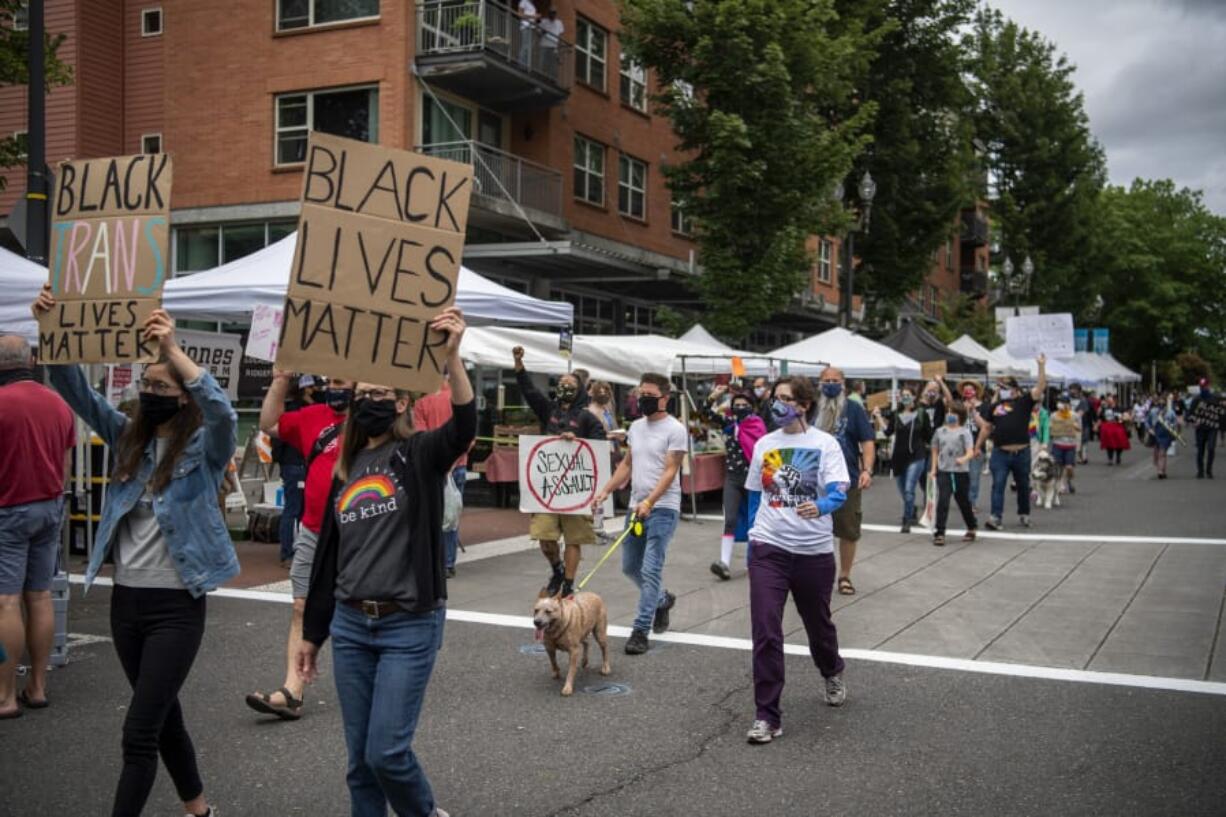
[{"x1": 1, "y1": 0, "x2": 982, "y2": 349}]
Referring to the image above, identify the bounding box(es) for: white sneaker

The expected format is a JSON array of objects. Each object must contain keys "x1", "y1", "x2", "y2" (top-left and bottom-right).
[
  {"x1": 746, "y1": 719, "x2": 783, "y2": 744},
  {"x1": 434, "y1": 809, "x2": 450, "y2": 817},
  {"x1": 824, "y1": 673, "x2": 847, "y2": 707}
]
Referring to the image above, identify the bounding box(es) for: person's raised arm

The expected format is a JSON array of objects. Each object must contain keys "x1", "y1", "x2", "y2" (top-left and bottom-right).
[
  {"x1": 935, "y1": 374, "x2": 953, "y2": 405},
  {"x1": 1031, "y1": 354, "x2": 1047, "y2": 402},
  {"x1": 260, "y1": 369, "x2": 293, "y2": 436},
  {"x1": 512, "y1": 345, "x2": 552, "y2": 426},
  {"x1": 420, "y1": 308, "x2": 477, "y2": 469}
]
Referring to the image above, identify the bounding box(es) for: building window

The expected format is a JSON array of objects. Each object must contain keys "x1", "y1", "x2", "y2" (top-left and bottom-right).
[
  {"x1": 817, "y1": 239, "x2": 833, "y2": 284},
  {"x1": 673, "y1": 79, "x2": 694, "y2": 102},
  {"x1": 174, "y1": 220, "x2": 297, "y2": 276},
  {"x1": 141, "y1": 133, "x2": 162, "y2": 154},
  {"x1": 618, "y1": 154, "x2": 646, "y2": 220},
  {"x1": 277, "y1": 0, "x2": 379, "y2": 31},
  {"x1": 575, "y1": 18, "x2": 607, "y2": 90},
  {"x1": 141, "y1": 7, "x2": 163, "y2": 36},
  {"x1": 275, "y1": 85, "x2": 379, "y2": 166},
  {"x1": 10, "y1": 2, "x2": 28, "y2": 30},
  {"x1": 624, "y1": 304, "x2": 655, "y2": 334},
  {"x1": 619, "y1": 53, "x2": 647, "y2": 112},
  {"x1": 670, "y1": 199, "x2": 692, "y2": 236},
  {"x1": 10, "y1": 130, "x2": 27, "y2": 161},
  {"x1": 573, "y1": 135, "x2": 604, "y2": 206},
  {"x1": 551, "y1": 289, "x2": 615, "y2": 334},
  {"x1": 945, "y1": 237, "x2": 954, "y2": 270}
]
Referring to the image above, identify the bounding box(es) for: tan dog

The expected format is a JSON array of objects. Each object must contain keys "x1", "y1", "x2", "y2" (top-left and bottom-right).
[{"x1": 531, "y1": 592, "x2": 611, "y2": 696}]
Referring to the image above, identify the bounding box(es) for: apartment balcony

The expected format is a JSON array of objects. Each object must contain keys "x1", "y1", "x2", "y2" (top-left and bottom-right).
[
  {"x1": 960, "y1": 266, "x2": 989, "y2": 297},
  {"x1": 418, "y1": 140, "x2": 566, "y2": 234},
  {"x1": 416, "y1": 0, "x2": 573, "y2": 112},
  {"x1": 961, "y1": 210, "x2": 989, "y2": 246}
]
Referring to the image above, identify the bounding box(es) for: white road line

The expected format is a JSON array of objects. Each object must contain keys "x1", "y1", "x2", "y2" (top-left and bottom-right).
[
  {"x1": 67, "y1": 575, "x2": 1226, "y2": 697},
  {"x1": 689, "y1": 514, "x2": 1226, "y2": 546}
]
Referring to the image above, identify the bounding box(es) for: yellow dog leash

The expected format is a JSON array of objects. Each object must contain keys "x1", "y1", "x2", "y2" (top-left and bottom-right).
[{"x1": 576, "y1": 514, "x2": 642, "y2": 591}]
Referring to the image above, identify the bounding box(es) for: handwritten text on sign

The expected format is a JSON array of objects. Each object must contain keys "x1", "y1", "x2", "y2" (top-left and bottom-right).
[
  {"x1": 1005, "y1": 312, "x2": 1075, "y2": 360},
  {"x1": 37, "y1": 153, "x2": 172, "y2": 364},
  {"x1": 518, "y1": 435, "x2": 612, "y2": 515},
  {"x1": 275, "y1": 133, "x2": 473, "y2": 394}
]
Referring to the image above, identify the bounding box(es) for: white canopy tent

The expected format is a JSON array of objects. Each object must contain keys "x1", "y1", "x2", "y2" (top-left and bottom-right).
[
  {"x1": 989, "y1": 344, "x2": 1085, "y2": 384},
  {"x1": 675, "y1": 323, "x2": 827, "y2": 376},
  {"x1": 461, "y1": 326, "x2": 675, "y2": 386},
  {"x1": 0, "y1": 245, "x2": 44, "y2": 342},
  {"x1": 769, "y1": 327, "x2": 922, "y2": 380},
  {"x1": 949, "y1": 334, "x2": 1030, "y2": 379}
]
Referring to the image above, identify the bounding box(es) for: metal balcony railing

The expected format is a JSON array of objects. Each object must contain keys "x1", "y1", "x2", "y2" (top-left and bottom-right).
[
  {"x1": 417, "y1": 0, "x2": 575, "y2": 91},
  {"x1": 418, "y1": 140, "x2": 563, "y2": 218}
]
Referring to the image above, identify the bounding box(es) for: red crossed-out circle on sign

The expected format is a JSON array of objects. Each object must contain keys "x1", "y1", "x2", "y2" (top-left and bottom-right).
[{"x1": 526, "y1": 436, "x2": 600, "y2": 513}]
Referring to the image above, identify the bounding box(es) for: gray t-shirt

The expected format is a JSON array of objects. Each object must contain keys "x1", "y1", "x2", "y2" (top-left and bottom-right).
[
  {"x1": 933, "y1": 425, "x2": 973, "y2": 473},
  {"x1": 334, "y1": 441, "x2": 419, "y2": 604},
  {"x1": 115, "y1": 437, "x2": 185, "y2": 590},
  {"x1": 627, "y1": 414, "x2": 689, "y2": 512}
]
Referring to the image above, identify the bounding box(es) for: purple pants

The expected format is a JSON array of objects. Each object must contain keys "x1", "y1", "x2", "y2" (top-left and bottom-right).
[{"x1": 748, "y1": 541, "x2": 844, "y2": 728}]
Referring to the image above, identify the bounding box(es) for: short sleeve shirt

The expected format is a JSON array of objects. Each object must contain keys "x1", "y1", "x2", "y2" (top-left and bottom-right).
[
  {"x1": 626, "y1": 415, "x2": 688, "y2": 512},
  {"x1": 334, "y1": 442, "x2": 418, "y2": 605},
  {"x1": 746, "y1": 427, "x2": 850, "y2": 555},
  {"x1": 978, "y1": 393, "x2": 1035, "y2": 447},
  {"x1": 829, "y1": 400, "x2": 875, "y2": 481},
  {"x1": 279, "y1": 403, "x2": 346, "y2": 533},
  {"x1": 0, "y1": 381, "x2": 75, "y2": 507},
  {"x1": 932, "y1": 425, "x2": 973, "y2": 473}
]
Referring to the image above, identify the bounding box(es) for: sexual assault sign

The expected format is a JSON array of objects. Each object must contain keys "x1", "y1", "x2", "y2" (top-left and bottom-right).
[
  {"x1": 275, "y1": 132, "x2": 473, "y2": 393},
  {"x1": 37, "y1": 153, "x2": 173, "y2": 363},
  {"x1": 518, "y1": 435, "x2": 612, "y2": 515}
]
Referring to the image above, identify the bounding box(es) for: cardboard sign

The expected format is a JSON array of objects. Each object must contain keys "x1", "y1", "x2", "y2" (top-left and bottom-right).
[
  {"x1": 920, "y1": 360, "x2": 948, "y2": 380},
  {"x1": 1005, "y1": 312, "x2": 1074, "y2": 360},
  {"x1": 37, "y1": 153, "x2": 173, "y2": 364},
  {"x1": 518, "y1": 435, "x2": 612, "y2": 515},
  {"x1": 1189, "y1": 398, "x2": 1224, "y2": 431},
  {"x1": 176, "y1": 329, "x2": 242, "y2": 401},
  {"x1": 275, "y1": 132, "x2": 473, "y2": 393},
  {"x1": 866, "y1": 390, "x2": 892, "y2": 412},
  {"x1": 246, "y1": 304, "x2": 284, "y2": 363}
]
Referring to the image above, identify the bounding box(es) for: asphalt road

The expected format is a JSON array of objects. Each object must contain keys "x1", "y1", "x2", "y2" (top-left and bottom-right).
[{"x1": 3, "y1": 588, "x2": 1224, "y2": 817}]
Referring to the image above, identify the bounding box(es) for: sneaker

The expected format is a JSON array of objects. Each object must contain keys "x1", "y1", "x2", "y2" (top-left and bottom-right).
[
  {"x1": 185, "y1": 809, "x2": 215, "y2": 817},
  {"x1": 625, "y1": 628, "x2": 649, "y2": 655},
  {"x1": 445, "y1": 567, "x2": 456, "y2": 579},
  {"x1": 653, "y1": 591, "x2": 676, "y2": 634},
  {"x1": 1068, "y1": 483, "x2": 1076, "y2": 494},
  {"x1": 434, "y1": 809, "x2": 450, "y2": 817},
  {"x1": 710, "y1": 561, "x2": 732, "y2": 581},
  {"x1": 824, "y1": 674, "x2": 847, "y2": 707},
  {"x1": 1019, "y1": 515, "x2": 1031, "y2": 528},
  {"x1": 746, "y1": 719, "x2": 783, "y2": 744},
  {"x1": 985, "y1": 516, "x2": 1002, "y2": 531},
  {"x1": 546, "y1": 564, "x2": 564, "y2": 597},
  {"x1": 900, "y1": 518, "x2": 911, "y2": 534}
]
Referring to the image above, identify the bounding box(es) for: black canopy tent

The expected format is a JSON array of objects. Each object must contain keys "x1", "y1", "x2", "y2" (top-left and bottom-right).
[{"x1": 880, "y1": 320, "x2": 987, "y2": 377}]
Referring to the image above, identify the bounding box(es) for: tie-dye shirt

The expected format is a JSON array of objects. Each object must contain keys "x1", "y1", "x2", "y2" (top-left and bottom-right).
[{"x1": 746, "y1": 427, "x2": 850, "y2": 555}]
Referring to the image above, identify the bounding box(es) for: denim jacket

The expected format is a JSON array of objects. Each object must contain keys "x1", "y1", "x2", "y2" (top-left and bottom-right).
[{"x1": 48, "y1": 364, "x2": 240, "y2": 597}]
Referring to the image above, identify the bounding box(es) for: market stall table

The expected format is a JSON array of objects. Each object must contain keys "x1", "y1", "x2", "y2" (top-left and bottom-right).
[{"x1": 681, "y1": 452, "x2": 726, "y2": 495}]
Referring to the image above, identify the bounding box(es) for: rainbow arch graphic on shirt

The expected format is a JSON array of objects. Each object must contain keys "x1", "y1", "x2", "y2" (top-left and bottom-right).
[{"x1": 338, "y1": 474, "x2": 396, "y2": 512}]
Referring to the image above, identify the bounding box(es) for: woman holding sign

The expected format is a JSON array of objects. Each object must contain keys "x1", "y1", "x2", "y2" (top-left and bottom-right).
[
  {"x1": 33, "y1": 284, "x2": 233, "y2": 817},
  {"x1": 296, "y1": 307, "x2": 474, "y2": 817}
]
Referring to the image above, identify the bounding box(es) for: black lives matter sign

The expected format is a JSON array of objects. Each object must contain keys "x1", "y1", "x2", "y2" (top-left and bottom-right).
[
  {"x1": 1189, "y1": 398, "x2": 1224, "y2": 431},
  {"x1": 37, "y1": 154, "x2": 172, "y2": 364},
  {"x1": 275, "y1": 132, "x2": 472, "y2": 393}
]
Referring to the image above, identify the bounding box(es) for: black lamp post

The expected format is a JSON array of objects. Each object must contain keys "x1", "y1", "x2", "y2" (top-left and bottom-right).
[{"x1": 840, "y1": 170, "x2": 876, "y2": 328}]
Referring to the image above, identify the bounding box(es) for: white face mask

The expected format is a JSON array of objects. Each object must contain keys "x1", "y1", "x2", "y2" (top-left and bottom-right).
[{"x1": 753, "y1": 386, "x2": 767, "y2": 398}]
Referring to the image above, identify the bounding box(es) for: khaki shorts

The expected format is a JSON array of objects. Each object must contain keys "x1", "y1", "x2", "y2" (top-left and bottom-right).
[
  {"x1": 832, "y1": 487, "x2": 862, "y2": 542},
  {"x1": 530, "y1": 513, "x2": 596, "y2": 545}
]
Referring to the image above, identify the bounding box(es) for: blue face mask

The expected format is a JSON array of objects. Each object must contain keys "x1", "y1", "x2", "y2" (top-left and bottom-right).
[
  {"x1": 820, "y1": 382, "x2": 843, "y2": 399},
  {"x1": 770, "y1": 399, "x2": 801, "y2": 426},
  {"x1": 945, "y1": 414, "x2": 958, "y2": 425}
]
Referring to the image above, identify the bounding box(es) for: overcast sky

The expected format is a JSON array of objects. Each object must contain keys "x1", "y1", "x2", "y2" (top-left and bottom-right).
[{"x1": 986, "y1": 0, "x2": 1226, "y2": 214}]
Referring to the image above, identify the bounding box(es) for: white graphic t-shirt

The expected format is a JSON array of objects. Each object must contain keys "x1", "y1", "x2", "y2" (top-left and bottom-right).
[{"x1": 746, "y1": 427, "x2": 850, "y2": 555}]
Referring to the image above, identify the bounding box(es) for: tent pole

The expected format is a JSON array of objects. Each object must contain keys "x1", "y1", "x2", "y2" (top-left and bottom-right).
[
  {"x1": 890, "y1": 377, "x2": 897, "y2": 410},
  {"x1": 682, "y1": 357, "x2": 698, "y2": 522}
]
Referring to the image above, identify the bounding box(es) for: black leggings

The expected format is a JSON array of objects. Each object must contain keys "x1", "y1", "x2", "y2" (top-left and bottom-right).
[
  {"x1": 110, "y1": 585, "x2": 207, "y2": 817},
  {"x1": 935, "y1": 471, "x2": 977, "y2": 535},
  {"x1": 723, "y1": 476, "x2": 749, "y2": 536}
]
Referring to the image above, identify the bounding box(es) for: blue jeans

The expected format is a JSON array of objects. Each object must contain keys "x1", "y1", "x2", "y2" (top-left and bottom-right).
[
  {"x1": 330, "y1": 604, "x2": 446, "y2": 817},
  {"x1": 966, "y1": 459, "x2": 982, "y2": 506},
  {"x1": 442, "y1": 467, "x2": 466, "y2": 570},
  {"x1": 279, "y1": 465, "x2": 306, "y2": 563},
  {"x1": 894, "y1": 458, "x2": 927, "y2": 522},
  {"x1": 989, "y1": 446, "x2": 1031, "y2": 520},
  {"x1": 621, "y1": 508, "x2": 679, "y2": 633}
]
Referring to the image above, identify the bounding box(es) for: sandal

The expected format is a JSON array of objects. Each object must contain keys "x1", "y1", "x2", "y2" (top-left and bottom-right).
[
  {"x1": 962, "y1": 530, "x2": 977, "y2": 542},
  {"x1": 932, "y1": 534, "x2": 945, "y2": 547},
  {"x1": 837, "y1": 576, "x2": 856, "y2": 596},
  {"x1": 0, "y1": 707, "x2": 21, "y2": 720},
  {"x1": 17, "y1": 690, "x2": 48, "y2": 709},
  {"x1": 245, "y1": 686, "x2": 304, "y2": 721}
]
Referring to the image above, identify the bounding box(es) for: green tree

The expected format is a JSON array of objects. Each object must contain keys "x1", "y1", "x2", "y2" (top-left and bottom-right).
[
  {"x1": 619, "y1": 0, "x2": 878, "y2": 338},
  {"x1": 963, "y1": 8, "x2": 1106, "y2": 311},
  {"x1": 834, "y1": 0, "x2": 980, "y2": 323},
  {"x1": 0, "y1": 0, "x2": 74, "y2": 190},
  {"x1": 931, "y1": 291, "x2": 1001, "y2": 347},
  {"x1": 1086, "y1": 180, "x2": 1226, "y2": 375}
]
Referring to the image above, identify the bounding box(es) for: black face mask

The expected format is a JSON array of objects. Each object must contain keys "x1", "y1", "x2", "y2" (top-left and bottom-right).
[
  {"x1": 0, "y1": 367, "x2": 36, "y2": 387},
  {"x1": 638, "y1": 394, "x2": 662, "y2": 417},
  {"x1": 140, "y1": 392, "x2": 183, "y2": 426},
  {"x1": 324, "y1": 388, "x2": 353, "y2": 412},
  {"x1": 732, "y1": 405, "x2": 753, "y2": 421},
  {"x1": 352, "y1": 398, "x2": 397, "y2": 437}
]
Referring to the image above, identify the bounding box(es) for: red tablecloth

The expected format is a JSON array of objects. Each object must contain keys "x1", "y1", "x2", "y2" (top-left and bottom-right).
[
  {"x1": 480, "y1": 448, "x2": 520, "y2": 483},
  {"x1": 681, "y1": 453, "x2": 726, "y2": 494}
]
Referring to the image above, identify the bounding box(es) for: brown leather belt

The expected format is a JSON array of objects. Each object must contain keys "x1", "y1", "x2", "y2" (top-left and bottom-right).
[{"x1": 343, "y1": 599, "x2": 403, "y2": 619}]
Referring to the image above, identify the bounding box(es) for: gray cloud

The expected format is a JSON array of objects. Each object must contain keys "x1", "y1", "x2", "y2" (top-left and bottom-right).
[{"x1": 987, "y1": 0, "x2": 1226, "y2": 213}]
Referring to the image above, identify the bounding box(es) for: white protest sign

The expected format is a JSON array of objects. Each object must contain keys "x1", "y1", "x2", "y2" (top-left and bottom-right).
[
  {"x1": 176, "y1": 328, "x2": 242, "y2": 401},
  {"x1": 1005, "y1": 312, "x2": 1075, "y2": 360},
  {"x1": 245, "y1": 304, "x2": 283, "y2": 363},
  {"x1": 518, "y1": 435, "x2": 611, "y2": 515}
]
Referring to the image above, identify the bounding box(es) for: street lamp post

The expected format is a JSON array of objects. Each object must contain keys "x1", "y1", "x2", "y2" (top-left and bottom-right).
[{"x1": 841, "y1": 170, "x2": 876, "y2": 328}]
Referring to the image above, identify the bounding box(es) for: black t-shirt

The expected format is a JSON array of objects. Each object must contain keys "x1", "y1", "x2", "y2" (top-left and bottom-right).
[{"x1": 979, "y1": 392, "x2": 1035, "y2": 446}]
